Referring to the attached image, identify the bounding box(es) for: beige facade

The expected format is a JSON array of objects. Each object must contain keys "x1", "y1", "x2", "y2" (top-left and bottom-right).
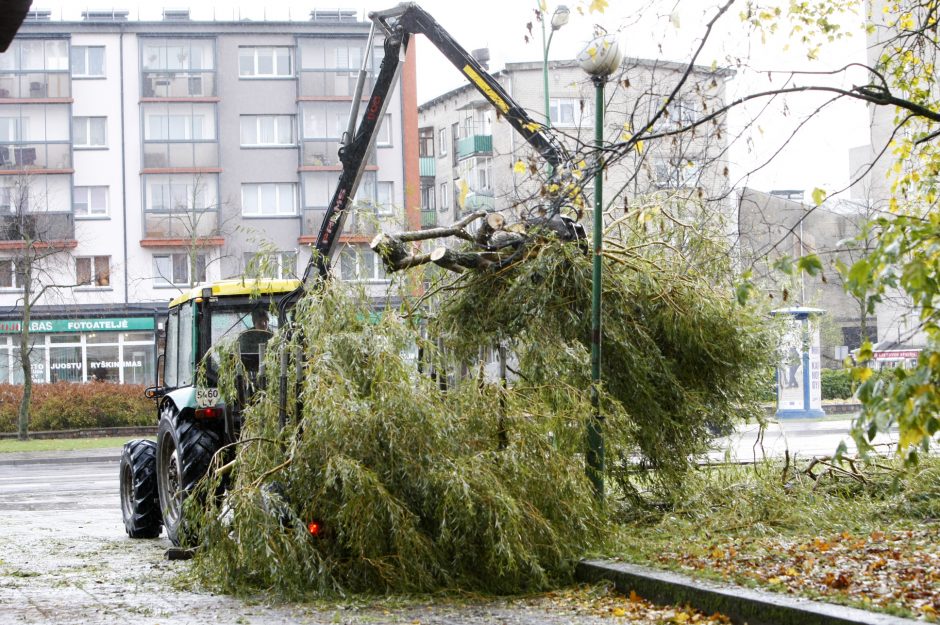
[{"x1": 417, "y1": 57, "x2": 732, "y2": 234}]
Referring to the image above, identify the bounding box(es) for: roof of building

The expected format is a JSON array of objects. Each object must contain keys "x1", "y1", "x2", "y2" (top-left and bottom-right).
[{"x1": 418, "y1": 57, "x2": 734, "y2": 112}]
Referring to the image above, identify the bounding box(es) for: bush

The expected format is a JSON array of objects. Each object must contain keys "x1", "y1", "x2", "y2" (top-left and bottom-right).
[
  {"x1": 821, "y1": 368, "x2": 854, "y2": 400},
  {"x1": 0, "y1": 383, "x2": 154, "y2": 433}
]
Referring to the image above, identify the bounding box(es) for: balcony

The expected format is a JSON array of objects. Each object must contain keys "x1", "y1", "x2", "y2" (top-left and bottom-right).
[
  {"x1": 0, "y1": 143, "x2": 71, "y2": 170},
  {"x1": 0, "y1": 73, "x2": 70, "y2": 99},
  {"x1": 141, "y1": 73, "x2": 216, "y2": 99},
  {"x1": 0, "y1": 212, "x2": 74, "y2": 242},
  {"x1": 462, "y1": 191, "x2": 495, "y2": 212},
  {"x1": 299, "y1": 71, "x2": 373, "y2": 98},
  {"x1": 420, "y1": 209, "x2": 437, "y2": 229},
  {"x1": 419, "y1": 157, "x2": 435, "y2": 178},
  {"x1": 143, "y1": 210, "x2": 218, "y2": 239},
  {"x1": 456, "y1": 134, "x2": 492, "y2": 160},
  {"x1": 143, "y1": 142, "x2": 219, "y2": 170}
]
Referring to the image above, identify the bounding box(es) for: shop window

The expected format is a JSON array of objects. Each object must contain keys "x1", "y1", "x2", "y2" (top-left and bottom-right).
[{"x1": 76, "y1": 256, "x2": 110, "y2": 287}]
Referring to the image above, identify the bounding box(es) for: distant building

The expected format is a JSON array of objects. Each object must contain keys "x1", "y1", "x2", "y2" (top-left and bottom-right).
[
  {"x1": 736, "y1": 187, "x2": 877, "y2": 366},
  {"x1": 416, "y1": 57, "x2": 732, "y2": 236},
  {"x1": 0, "y1": 9, "x2": 417, "y2": 385}
]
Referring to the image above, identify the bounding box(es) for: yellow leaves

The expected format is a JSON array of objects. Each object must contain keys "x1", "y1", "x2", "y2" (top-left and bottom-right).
[
  {"x1": 457, "y1": 179, "x2": 469, "y2": 210},
  {"x1": 673, "y1": 611, "x2": 691, "y2": 623},
  {"x1": 612, "y1": 607, "x2": 626, "y2": 617},
  {"x1": 786, "y1": 567, "x2": 798, "y2": 576},
  {"x1": 513, "y1": 160, "x2": 527, "y2": 175},
  {"x1": 524, "y1": 121, "x2": 542, "y2": 133},
  {"x1": 898, "y1": 12, "x2": 915, "y2": 30},
  {"x1": 635, "y1": 140, "x2": 645, "y2": 154},
  {"x1": 854, "y1": 366, "x2": 873, "y2": 383},
  {"x1": 898, "y1": 424, "x2": 927, "y2": 452},
  {"x1": 811, "y1": 187, "x2": 827, "y2": 206},
  {"x1": 585, "y1": 45, "x2": 598, "y2": 60},
  {"x1": 588, "y1": 0, "x2": 608, "y2": 13}
]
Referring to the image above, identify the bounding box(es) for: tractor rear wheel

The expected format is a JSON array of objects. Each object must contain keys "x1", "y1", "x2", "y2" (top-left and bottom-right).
[
  {"x1": 156, "y1": 404, "x2": 220, "y2": 547},
  {"x1": 119, "y1": 439, "x2": 162, "y2": 539}
]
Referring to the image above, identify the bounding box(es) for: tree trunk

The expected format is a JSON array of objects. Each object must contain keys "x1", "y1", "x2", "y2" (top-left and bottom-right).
[{"x1": 17, "y1": 281, "x2": 32, "y2": 441}]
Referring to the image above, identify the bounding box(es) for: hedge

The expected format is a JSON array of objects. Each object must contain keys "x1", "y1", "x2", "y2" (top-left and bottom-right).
[{"x1": 0, "y1": 383, "x2": 154, "y2": 433}]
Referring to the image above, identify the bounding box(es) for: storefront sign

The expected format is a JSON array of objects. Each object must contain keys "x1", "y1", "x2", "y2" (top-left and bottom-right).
[
  {"x1": 0, "y1": 317, "x2": 155, "y2": 334},
  {"x1": 874, "y1": 350, "x2": 920, "y2": 360}
]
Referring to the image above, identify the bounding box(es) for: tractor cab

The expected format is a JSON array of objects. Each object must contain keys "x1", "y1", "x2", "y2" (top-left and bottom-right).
[{"x1": 123, "y1": 279, "x2": 298, "y2": 544}]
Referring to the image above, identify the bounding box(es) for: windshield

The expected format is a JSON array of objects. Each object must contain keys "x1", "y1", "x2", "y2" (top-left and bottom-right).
[{"x1": 208, "y1": 303, "x2": 279, "y2": 366}]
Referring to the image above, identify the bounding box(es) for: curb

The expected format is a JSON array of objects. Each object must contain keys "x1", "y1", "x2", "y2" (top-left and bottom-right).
[{"x1": 576, "y1": 560, "x2": 920, "y2": 625}]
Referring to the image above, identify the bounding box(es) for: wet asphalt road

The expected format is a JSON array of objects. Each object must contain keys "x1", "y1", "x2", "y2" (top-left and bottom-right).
[{"x1": 0, "y1": 458, "x2": 664, "y2": 625}]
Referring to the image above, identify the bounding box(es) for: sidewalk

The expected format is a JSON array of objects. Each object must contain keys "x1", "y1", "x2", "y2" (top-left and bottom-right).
[{"x1": 0, "y1": 446, "x2": 122, "y2": 466}]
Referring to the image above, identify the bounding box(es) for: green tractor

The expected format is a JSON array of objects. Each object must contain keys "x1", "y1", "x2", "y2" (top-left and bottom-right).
[{"x1": 119, "y1": 279, "x2": 298, "y2": 545}]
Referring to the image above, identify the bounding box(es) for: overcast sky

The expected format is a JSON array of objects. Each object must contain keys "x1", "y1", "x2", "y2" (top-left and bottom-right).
[{"x1": 40, "y1": 0, "x2": 871, "y2": 197}]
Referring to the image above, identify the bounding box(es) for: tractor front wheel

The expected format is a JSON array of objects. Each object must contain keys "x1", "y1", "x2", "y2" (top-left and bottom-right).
[
  {"x1": 155, "y1": 404, "x2": 220, "y2": 546},
  {"x1": 119, "y1": 439, "x2": 162, "y2": 538}
]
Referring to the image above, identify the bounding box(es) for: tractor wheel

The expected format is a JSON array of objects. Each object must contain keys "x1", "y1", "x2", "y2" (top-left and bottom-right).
[
  {"x1": 119, "y1": 439, "x2": 162, "y2": 539},
  {"x1": 156, "y1": 404, "x2": 220, "y2": 547}
]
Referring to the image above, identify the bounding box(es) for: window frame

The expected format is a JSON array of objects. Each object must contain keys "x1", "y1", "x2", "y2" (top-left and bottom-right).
[
  {"x1": 549, "y1": 97, "x2": 584, "y2": 128},
  {"x1": 75, "y1": 255, "x2": 111, "y2": 288},
  {"x1": 376, "y1": 113, "x2": 392, "y2": 147},
  {"x1": 70, "y1": 45, "x2": 106, "y2": 78},
  {"x1": 243, "y1": 250, "x2": 296, "y2": 280},
  {"x1": 153, "y1": 252, "x2": 207, "y2": 288},
  {"x1": 72, "y1": 116, "x2": 107, "y2": 149},
  {"x1": 338, "y1": 245, "x2": 387, "y2": 283},
  {"x1": 73, "y1": 186, "x2": 109, "y2": 219},
  {"x1": 0, "y1": 258, "x2": 24, "y2": 290},
  {"x1": 438, "y1": 181, "x2": 449, "y2": 212},
  {"x1": 241, "y1": 182, "x2": 298, "y2": 217},
  {"x1": 239, "y1": 114, "x2": 296, "y2": 148},
  {"x1": 438, "y1": 127, "x2": 447, "y2": 156},
  {"x1": 238, "y1": 46, "x2": 293, "y2": 79}
]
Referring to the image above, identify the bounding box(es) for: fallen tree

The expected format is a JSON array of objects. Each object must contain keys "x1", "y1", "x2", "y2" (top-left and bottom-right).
[{"x1": 185, "y1": 204, "x2": 774, "y2": 598}]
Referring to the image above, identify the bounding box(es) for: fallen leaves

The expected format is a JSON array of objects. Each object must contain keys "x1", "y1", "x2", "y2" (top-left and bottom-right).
[
  {"x1": 520, "y1": 584, "x2": 731, "y2": 624},
  {"x1": 654, "y1": 526, "x2": 940, "y2": 621}
]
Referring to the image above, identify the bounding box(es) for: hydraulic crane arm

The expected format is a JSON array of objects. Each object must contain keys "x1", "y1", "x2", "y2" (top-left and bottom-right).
[{"x1": 299, "y1": 2, "x2": 572, "y2": 290}]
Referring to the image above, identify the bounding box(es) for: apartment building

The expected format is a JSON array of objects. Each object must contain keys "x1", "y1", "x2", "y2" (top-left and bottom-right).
[
  {"x1": 0, "y1": 9, "x2": 418, "y2": 385},
  {"x1": 417, "y1": 58, "x2": 731, "y2": 234}
]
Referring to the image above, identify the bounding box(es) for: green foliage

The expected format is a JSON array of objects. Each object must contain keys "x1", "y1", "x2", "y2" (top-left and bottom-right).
[
  {"x1": 189, "y1": 285, "x2": 604, "y2": 597},
  {"x1": 0, "y1": 383, "x2": 152, "y2": 432},
  {"x1": 435, "y1": 240, "x2": 774, "y2": 499}
]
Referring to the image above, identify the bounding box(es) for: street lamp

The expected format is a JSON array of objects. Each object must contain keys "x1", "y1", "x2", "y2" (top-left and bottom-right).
[
  {"x1": 577, "y1": 33, "x2": 621, "y2": 501},
  {"x1": 541, "y1": 4, "x2": 570, "y2": 131}
]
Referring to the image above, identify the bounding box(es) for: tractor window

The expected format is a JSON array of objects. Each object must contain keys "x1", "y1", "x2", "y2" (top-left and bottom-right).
[
  {"x1": 208, "y1": 305, "x2": 279, "y2": 366},
  {"x1": 164, "y1": 309, "x2": 179, "y2": 387},
  {"x1": 178, "y1": 302, "x2": 195, "y2": 387}
]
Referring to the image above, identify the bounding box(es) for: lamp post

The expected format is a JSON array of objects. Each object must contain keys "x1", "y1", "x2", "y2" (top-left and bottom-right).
[
  {"x1": 541, "y1": 4, "x2": 570, "y2": 133},
  {"x1": 578, "y1": 33, "x2": 621, "y2": 501}
]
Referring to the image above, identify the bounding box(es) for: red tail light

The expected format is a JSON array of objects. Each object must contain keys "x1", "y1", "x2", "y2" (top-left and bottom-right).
[
  {"x1": 194, "y1": 407, "x2": 222, "y2": 420},
  {"x1": 307, "y1": 521, "x2": 322, "y2": 537}
]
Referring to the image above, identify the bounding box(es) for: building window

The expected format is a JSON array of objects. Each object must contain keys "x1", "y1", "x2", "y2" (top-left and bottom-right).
[
  {"x1": 439, "y1": 182, "x2": 449, "y2": 211},
  {"x1": 654, "y1": 158, "x2": 702, "y2": 189},
  {"x1": 376, "y1": 114, "x2": 392, "y2": 147},
  {"x1": 549, "y1": 98, "x2": 584, "y2": 127},
  {"x1": 655, "y1": 96, "x2": 701, "y2": 130},
  {"x1": 241, "y1": 183, "x2": 297, "y2": 216},
  {"x1": 419, "y1": 127, "x2": 434, "y2": 157},
  {"x1": 438, "y1": 127, "x2": 447, "y2": 156},
  {"x1": 153, "y1": 253, "x2": 206, "y2": 287},
  {"x1": 73, "y1": 186, "x2": 108, "y2": 218},
  {"x1": 70, "y1": 46, "x2": 105, "y2": 78},
  {"x1": 143, "y1": 103, "x2": 216, "y2": 142},
  {"x1": 141, "y1": 39, "x2": 214, "y2": 71},
  {"x1": 76, "y1": 256, "x2": 110, "y2": 287},
  {"x1": 244, "y1": 251, "x2": 296, "y2": 279},
  {"x1": 476, "y1": 157, "x2": 493, "y2": 191},
  {"x1": 238, "y1": 47, "x2": 292, "y2": 78},
  {"x1": 338, "y1": 245, "x2": 386, "y2": 282},
  {"x1": 73, "y1": 117, "x2": 107, "y2": 148},
  {"x1": 0, "y1": 259, "x2": 24, "y2": 289},
  {"x1": 240, "y1": 115, "x2": 295, "y2": 147},
  {"x1": 420, "y1": 183, "x2": 435, "y2": 211}
]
